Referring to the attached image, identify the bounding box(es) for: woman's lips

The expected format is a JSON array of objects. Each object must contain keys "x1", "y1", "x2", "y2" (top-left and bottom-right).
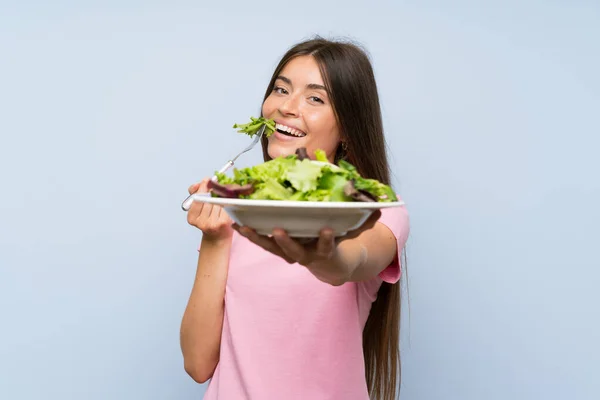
[
  {"x1": 275, "y1": 123, "x2": 306, "y2": 137},
  {"x1": 272, "y1": 130, "x2": 306, "y2": 142}
]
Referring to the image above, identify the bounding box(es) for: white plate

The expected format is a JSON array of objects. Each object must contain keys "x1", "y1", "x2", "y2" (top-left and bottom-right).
[{"x1": 191, "y1": 195, "x2": 405, "y2": 238}]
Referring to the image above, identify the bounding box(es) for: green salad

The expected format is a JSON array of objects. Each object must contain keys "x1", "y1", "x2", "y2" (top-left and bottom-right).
[
  {"x1": 233, "y1": 117, "x2": 276, "y2": 138},
  {"x1": 208, "y1": 147, "x2": 397, "y2": 203}
]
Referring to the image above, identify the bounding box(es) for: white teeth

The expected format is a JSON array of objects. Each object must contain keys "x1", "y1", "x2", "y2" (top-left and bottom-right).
[{"x1": 276, "y1": 123, "x2": 306, "y2": 137}]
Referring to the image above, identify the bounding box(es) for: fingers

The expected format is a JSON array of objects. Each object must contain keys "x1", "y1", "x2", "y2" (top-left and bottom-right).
[
  {"x1": 315, "y1": 228, "x2": 335, "y2": 258},
  {"x1": 188, "y1": 183, "x2": 200, "y2": 195},
  {"x1": 272, "y1": 229, "x2": 307, "y2": 263},
  {"x1": 234, "y1": 224, "x2": 337, "y2": 266},
  {"x1": 199, "y1": 201, "x2": 215, "y2": 221},
  {"x1": 230, "y1": 211, "x2": 380, "y2": 266},
  {"x1": 217, "y1": 206, "x2": 232, "y2": 224},
  {"x1": 188, "y1": 178, "x2": 210, "y2": 195},
  {"x1": 205, "y1": 204, "x2": 227, "y2": 229},
  {"x1": 271, "y1": 228, "x2": 334, "y2": 265},
  {"x1": 187, "y1": 178, "x2": 214, "y2": 226},
  {"x1": 198, "y1": 178, "x2": 210, "y2": 192}
]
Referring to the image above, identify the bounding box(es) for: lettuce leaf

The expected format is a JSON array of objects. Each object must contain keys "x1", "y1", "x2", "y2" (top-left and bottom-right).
[
  {"x1": 211, "y1": 147, "x2": 397, "y2": 202},
  {"x1": 233, "y1": 117, "x2": 276, "y2": 137},
  {"x1": 285, "y1": 159, "x2": 323, "y2": 192},
  {"x1": 353, "y1": 177, "x2": 398, "y2": 202},
  {"x1": 318, "y1": 170, "x2": 351, "y2": 202},
  {"x1": 248, "y1": 179, "x2": 293, "y2": 200},
  {"x1": 314, "y1": 149, "x2": 328, "y2": 162}
]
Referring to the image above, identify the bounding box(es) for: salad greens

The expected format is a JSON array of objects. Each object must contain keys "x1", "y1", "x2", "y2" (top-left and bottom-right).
[
  {"x1": 208, "y1": 147, "x2": 397, "y2": 203},
  {"x1": 233, "y1": 117, "x2": 276, "y2": 138}
]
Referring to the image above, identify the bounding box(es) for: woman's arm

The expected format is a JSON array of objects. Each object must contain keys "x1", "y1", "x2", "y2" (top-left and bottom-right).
[
  {"x1": 331, "y1": 220, "x2": 399, "y2": 283},
  {"x1": 180, "y1": 236, "x2": 231, "y2": 383},
  {"x1": 234, "y1": 207, "x2": 409, "y2": 286},
  {"x1": 180, "y1": 179, "x2": 234, "y2": 383}
]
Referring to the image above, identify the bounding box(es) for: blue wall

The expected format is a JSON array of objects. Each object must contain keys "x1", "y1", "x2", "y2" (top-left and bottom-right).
[{"x1": 1, "y1": 1, "x2": 598, "y2": 399}]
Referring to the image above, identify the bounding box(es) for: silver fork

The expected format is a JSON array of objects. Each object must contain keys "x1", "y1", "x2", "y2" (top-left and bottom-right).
[{"x1": 181, "y1": 124, "x2": 266, "y2": 211}]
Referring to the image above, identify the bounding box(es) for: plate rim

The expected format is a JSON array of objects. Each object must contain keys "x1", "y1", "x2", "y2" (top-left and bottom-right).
[{"x1": 191, "y1": 194, "x2": 405, "y2": 209}]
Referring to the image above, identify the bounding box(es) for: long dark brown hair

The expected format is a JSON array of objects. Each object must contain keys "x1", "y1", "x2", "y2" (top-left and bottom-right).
[{"x1": 259, "y1": 37, "x2": 403, "y2": 400}]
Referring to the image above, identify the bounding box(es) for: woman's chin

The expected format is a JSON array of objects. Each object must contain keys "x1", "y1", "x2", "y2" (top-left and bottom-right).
[{"x1": 267, "y1": 142, "x2": 300, "y2": 159}]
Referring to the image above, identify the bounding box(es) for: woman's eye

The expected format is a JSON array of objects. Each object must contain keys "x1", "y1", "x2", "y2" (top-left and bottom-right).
[
  {"x1": 273, "y1": 86, "x2": 288, "y2": 95},
  {"x1": 309, "y1": 96, "x2": 324, "y2": 104}
]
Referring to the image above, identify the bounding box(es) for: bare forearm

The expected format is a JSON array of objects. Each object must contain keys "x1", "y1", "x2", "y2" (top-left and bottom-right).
[
  {"x1": 310, "y1": 239, "x2": 366, "y2": 285},
  {"x1": 310, "y1": 223, "x2": 397, "y2": 285},
  {"x1": 180, "y1": 236, "x2": 231, "y2": 382}
]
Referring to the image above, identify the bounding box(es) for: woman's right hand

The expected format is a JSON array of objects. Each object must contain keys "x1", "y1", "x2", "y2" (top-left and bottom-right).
[{"x1": 187, "y1": 178, "x2": 234, "y2": 241}]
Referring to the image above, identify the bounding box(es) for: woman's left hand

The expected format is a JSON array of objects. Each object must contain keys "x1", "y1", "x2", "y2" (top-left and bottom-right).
[{"x1": 232, "y1": 210, "x2": 381, "y2": 284}]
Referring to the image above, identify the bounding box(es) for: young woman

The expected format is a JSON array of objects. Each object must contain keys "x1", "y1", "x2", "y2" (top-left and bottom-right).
[{"x1": 181, "y1": 37, "x2": 410, "y2": 400}]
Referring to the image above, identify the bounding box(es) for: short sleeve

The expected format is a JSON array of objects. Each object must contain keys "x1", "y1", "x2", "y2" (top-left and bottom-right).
[{"x1": 376, "y1": 201, "x2": 410, "y2": 284}]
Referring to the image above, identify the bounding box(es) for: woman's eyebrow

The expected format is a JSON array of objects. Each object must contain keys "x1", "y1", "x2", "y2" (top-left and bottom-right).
[
  {"x1": 306, "y1": 83, "x2": 327, "y2": 91},
  {"x1": 276, "y1": 75, "x2": 292, "y2": 85},
  {"x1": 276, "y1": 75, "x2": 327, "y2": 92}
]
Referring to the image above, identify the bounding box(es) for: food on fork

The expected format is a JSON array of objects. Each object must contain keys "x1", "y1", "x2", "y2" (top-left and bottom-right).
[
  {"x1": 233, "y1": 117, "x2": 276, "y2": 138},
  {"x1": 207, "y1": 147, "x2": 398, "y2": 203}
]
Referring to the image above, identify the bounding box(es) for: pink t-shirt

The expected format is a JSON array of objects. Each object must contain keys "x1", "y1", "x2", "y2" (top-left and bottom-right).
[{"x1": 202, "y1": 204, "x2": 410, "y2": 400}]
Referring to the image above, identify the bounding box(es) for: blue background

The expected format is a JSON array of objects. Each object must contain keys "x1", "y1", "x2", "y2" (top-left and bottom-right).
[{"x1": 1, "y1": 1, "x2": 598, "y2": 399}]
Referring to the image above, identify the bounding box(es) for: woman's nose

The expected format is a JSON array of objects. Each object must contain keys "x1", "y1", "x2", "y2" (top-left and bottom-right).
[{"x1": 278, "y1": 94, "x2": 300, "y2": 117}]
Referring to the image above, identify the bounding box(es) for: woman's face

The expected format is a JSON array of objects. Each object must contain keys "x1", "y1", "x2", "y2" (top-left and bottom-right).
[{"x1": 262, "y1": 55, "x2": 341, "y2": 162}]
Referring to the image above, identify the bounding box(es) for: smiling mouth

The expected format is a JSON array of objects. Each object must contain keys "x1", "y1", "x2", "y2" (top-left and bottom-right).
[{"x1": 275, "y1": 123, "x2": 306, "y2": 138}]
